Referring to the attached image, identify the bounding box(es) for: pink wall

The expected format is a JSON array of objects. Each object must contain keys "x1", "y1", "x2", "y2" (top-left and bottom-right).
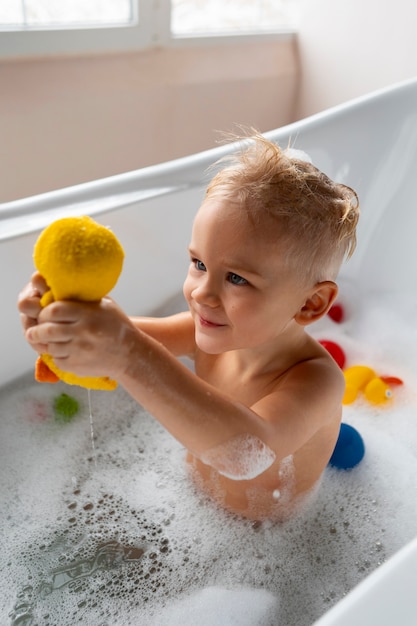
[{"x1": 0, "y1": 38, "x2": 298, "y2": 202}]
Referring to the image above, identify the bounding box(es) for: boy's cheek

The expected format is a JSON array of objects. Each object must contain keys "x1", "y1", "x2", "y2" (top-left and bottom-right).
[{"x1": 183, "y1": 277, "x2": 192, "y2": 303}]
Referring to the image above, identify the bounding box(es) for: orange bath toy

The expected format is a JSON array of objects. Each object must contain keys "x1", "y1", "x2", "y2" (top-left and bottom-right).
[{"x1": 33, "y1": 215, "x2": 124, "y2": 390}]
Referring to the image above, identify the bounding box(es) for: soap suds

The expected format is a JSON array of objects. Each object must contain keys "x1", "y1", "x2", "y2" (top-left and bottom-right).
[{"x1": 200, "y1": 433, "x2": 276, "y2": 480}]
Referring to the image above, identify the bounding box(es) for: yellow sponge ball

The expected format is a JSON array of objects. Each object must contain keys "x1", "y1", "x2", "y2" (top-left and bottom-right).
[
  {"x1": 33, "y1": 215, "x2": 124, "y2": 390},
  {"x1": 34, "y1": 215, "x2": 124, "y2": 303}
]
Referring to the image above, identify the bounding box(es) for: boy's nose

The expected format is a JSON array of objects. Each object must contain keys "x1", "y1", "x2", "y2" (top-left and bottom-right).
[{"x1": 191, "y1": 276, "x2": 220, "y2": 307}]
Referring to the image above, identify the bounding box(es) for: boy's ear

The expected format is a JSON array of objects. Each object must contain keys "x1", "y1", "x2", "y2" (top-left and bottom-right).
[{"x1": 295, "y1": 281, "x2": 338, "y2": 326}]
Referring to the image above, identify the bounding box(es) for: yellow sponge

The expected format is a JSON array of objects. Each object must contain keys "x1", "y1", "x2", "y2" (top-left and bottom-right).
[{"x1": 33, "y1": 215, "x2": 124, "y2": 390}]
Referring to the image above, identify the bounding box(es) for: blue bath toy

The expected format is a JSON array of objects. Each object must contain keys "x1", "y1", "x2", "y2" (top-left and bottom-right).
[{"x1": 328, "y1": 423, "x2": 365, "y2": 470}]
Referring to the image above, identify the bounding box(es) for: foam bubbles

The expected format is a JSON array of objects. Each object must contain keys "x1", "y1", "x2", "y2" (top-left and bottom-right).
[
  {"x1": 200, "y1": 434, "x2": 276, "y2": 480},
  {"x1": 150, "y1": 586, "x2": 279, "y2": 626}
]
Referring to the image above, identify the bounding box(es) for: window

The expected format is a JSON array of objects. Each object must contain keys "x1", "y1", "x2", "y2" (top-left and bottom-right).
[
  {"x1": 0, "y1": 1, "x2": 134, "y2": 27},
  {"x1": 0, "y1": 0, "x2": 295, "y2": 59},
  {"x1": 171, "y1": 0, "x2": 294, "y2": 36}
]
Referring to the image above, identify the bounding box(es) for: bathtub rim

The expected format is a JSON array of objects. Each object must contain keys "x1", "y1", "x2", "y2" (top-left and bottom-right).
[{"x1": 313, "y1": 534, "x2": 417, "y2": 625}]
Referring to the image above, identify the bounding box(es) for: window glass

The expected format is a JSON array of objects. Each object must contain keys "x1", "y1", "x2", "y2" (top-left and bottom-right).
[
  {"x1": 0, "y1": 0, "x2": 133, "y2": 28},
  {"x1": 171, "y1": 0, "x2": 292, "y2": 35},
  {"x1": 0, "y1": 1, "x2": 295, "y2": 59},
  {"x1": 0, "y1": 1, "x2": 23, "y2": 25}
]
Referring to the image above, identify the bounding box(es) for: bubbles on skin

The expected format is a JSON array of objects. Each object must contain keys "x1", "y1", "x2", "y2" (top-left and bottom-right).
[
  {"x1": 200, "y1": 434, "x2": 276, "y2": 480},
  {"x1": 3, "y1": 287, "x2": 417, "y2": 625}
]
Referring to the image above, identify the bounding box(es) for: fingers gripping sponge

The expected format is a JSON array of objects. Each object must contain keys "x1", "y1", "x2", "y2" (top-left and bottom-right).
[{"x1": 33, "y1": 216, "x2": 125, "y2": 390}]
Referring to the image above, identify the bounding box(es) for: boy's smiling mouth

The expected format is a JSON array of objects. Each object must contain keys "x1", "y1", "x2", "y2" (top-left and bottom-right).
[{"x1": 198, "y1": 314, "x2": 226, "y2": 328}]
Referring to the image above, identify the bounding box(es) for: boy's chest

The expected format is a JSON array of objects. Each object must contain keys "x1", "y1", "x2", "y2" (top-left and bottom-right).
[{"x1": 194, "y1": 352, "x2": 276, "y2": 406}]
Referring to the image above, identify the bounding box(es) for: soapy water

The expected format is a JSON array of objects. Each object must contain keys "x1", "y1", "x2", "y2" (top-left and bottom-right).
[
  {"x1": 87, "y1": 388, "x2": 97, "y2": 468},
  {"x1": 2, "y1": 290, "x2": 417, "y2": 625}
]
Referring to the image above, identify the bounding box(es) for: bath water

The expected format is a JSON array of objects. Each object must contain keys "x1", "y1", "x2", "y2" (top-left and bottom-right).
[
  {"x1": 87, "y1": 388, "x2": 97, "y2": 467},
  {"x1": 2, "y1": 289, "x2": 417, "y2": 625}
]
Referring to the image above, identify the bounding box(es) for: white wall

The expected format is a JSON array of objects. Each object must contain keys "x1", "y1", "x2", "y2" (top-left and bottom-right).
[
  {"x1": 296, "y1": 0, "x2": 417, "y2": 118},
  {"x1": 0, "y1": 37, "x2": 298, "y2": 202}
]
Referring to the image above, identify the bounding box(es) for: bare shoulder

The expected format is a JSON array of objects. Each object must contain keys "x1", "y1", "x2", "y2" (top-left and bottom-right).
[
  {"x1": 275, "y1": 340, "x2": 345, "y2": 420},
  {"x1": 131, "y1": 311, "x2": 196, "y2": 357},
  {"x1": 288, "y1": 342, "x2": 345, "y2": 403},
  {"x1": 251, "y1": 340, "x2": 344, "y2": 457}
]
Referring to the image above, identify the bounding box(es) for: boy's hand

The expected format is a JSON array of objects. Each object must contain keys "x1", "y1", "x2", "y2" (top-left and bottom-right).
[
  {"x1": 23, "y1": 296, "x2": 135, "y2": 381},
  {"x1": 17, "y1": 272, "x2": 49, "y2": 354}
]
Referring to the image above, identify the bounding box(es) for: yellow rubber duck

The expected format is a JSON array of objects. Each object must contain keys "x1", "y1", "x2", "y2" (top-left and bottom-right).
[
  {"x1": 343, "y1": 365, "x2": 397, "y2": 405},
  {"x1": 33, "y1": 215, "x2": 124, "y2": 390}
]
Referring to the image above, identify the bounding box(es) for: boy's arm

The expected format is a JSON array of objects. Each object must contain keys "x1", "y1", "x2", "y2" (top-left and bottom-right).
[
  {"x1": 130, "y1": 312, "x2": 196, "y2": 358},
  {"x1": 117, "y1": 328, "x2": 269, "y2": 456},
  {"x1": 117, "y1": 327, "x2": 344, "y2": 465},
  {"x1": 18, "y1": 275, "x2": 195, "y2": 359},
  {"x1": 24, "y1": 297, "x2": 343, "y2": 475}
]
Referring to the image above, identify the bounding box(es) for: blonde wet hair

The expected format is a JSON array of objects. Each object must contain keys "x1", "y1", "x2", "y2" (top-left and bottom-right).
[{"x1": 206, "y1": 132, "x2": 359, "y2": 284}]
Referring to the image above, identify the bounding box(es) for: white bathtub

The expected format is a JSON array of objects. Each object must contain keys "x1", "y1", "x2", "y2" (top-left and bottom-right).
[{"x1": 2, "y1": 77, "x2": 417, "y2": 625}]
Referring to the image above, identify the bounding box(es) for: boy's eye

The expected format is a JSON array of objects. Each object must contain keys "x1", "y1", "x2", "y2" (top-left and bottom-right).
[
  {"x1": 193, "y1": 259, "x2": 207, "y2": 272},
  {"x1": 228, "y1": 273, "x2": 248, "y2": 286}
]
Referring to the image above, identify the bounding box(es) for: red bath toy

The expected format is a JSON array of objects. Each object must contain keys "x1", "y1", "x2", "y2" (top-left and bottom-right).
[
  {"x1": 327, "y1": 303, "x2": 345, "y2": 323},
  {"x1": 318, "y1": 340, "x2": 346, "y2": 369}
]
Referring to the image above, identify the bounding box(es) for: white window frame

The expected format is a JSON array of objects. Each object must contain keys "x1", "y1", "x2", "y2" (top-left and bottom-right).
[{"x1": 0, "y1": 0, "x2": 295, "y2": 60}]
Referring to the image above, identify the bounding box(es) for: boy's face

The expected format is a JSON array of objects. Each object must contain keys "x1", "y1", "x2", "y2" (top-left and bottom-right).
[{"x1": 183, "y1": 197, "x2": 314, "y2": 355}]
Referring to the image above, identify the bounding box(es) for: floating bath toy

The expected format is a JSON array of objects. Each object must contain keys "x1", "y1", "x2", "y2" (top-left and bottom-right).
[
  {"x1": 343, "y1": 365, "x2": 403, "y2": 405},
  {"x1": 328, "y1": 423, "x2": 365, "y2": 470},
  {"x1": 318, "y1": 341, "x2": 404, "y2": 405},
  {"x1": 318, "y1": 339, "x2": 346, "y2": 369},
  {"x1": 53, "y1": 393, "x2": 80, "y2": 423},
  {"x1": 327, "y1": 302, "x2": 345, "y2": 323},
  {"x1": 33, "y1": 215, "x2": 124, "y2": 390},
  {"x1": 23, "y1": 398, "x2": 50, "y2": 423}
]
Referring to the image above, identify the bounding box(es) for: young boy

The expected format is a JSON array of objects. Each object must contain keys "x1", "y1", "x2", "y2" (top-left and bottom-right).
[{"x1": 18, "y1": 133, "x2": 359, "y2": 521}]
